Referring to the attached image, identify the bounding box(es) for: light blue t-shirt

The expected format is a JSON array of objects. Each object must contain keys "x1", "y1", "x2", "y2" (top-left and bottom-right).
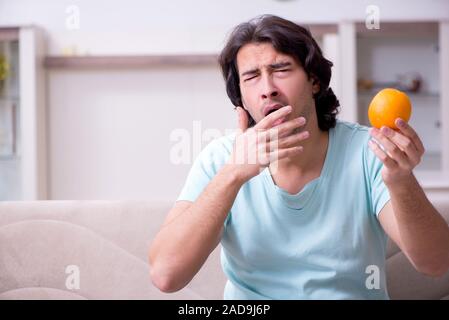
[{"x1": 177, "y1": 120, "x2": 391, "y2": 300}]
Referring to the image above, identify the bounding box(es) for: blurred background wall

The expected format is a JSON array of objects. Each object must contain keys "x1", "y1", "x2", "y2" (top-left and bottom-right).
[{"x1": 0, "y1": 0, "x2": 448, "y2": 201}]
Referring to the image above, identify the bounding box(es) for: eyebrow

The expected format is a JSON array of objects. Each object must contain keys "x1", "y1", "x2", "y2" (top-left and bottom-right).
[{"x1": 240, "y1": 61, "x2": 293, "y2": 77}]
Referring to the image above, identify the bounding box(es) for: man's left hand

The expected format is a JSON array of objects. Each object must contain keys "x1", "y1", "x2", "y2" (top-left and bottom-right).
[{"x1": 368, "y1": 118, "x2": 425, "y2": 187}]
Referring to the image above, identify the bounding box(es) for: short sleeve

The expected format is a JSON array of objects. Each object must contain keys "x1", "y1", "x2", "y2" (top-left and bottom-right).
[
  {"x1": 176, "y1": 138, "x2": 230, "y2": 202},
  {"x1": 364, "y1": 137, "x2": 391, "y2": 218}
]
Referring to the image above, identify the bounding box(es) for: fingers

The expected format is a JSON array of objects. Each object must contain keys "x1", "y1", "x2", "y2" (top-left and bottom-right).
[
  {"x1": 233, "y1": 105, "x2": 308, "y2": 168},
  {"x1": 368, "y1": 139, "x2": 398, "y2": 169},
  {"x1": 268, "y1": 130, "x2": 309, "y2": 150},
  {"x1": 394, "y1": 118, "x2": 425, "y2": 155},
  {"x1": 255, "y1": 105, "x2": 292, "y2": 130},
  {"x1": 256, "y1": 130, "x2": 308, "y2": 166},
  {"x1": 380, "y1": 126, "x2": 417, "y2": 154},
  {"x1": 267, "y1": 116, "x2": 307, "y2": 140},
  {"x1": 236, "y1": 107, "x2": 248, "y2": 132},
  {"x1": 370, "y1": 126, "x2": 421, "y2": 168},
  {"x1": 267, "y1": 146, "x2": 304, "y2": 163},
  {"x1": 379, "y1": 126, "x2": 421, "y2": 165},
  {"x1": 370, "y1": 128, "x2": 408, "y2": 167}
]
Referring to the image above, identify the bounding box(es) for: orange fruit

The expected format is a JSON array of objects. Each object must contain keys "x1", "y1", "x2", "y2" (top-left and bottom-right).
[{"x1": 368, "y1": 88, "x2": 412, "y2": 130}]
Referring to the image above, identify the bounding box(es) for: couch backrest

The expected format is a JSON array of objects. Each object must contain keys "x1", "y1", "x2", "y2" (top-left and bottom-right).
[
  {"x1": 0, "y1": 195, "x2": 448, "y2": 299},
  {"x1": 0, "y1": 200, "x2": 225, "y2": 299}
]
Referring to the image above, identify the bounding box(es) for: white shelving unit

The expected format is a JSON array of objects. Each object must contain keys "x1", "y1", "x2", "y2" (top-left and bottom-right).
[
  {"x1": 356, "y1": 22, "x2": 441, "y2": 172},
  {"x1": 0, "y1": 26, "x2": 47, "y2": 200},
  {"x1": 335, "y1": 21, "x2": 449, "y2": 189}
]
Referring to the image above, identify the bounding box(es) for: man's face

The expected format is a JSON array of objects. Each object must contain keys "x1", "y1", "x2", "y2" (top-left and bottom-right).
[{"x1": 236, "y1": 42, "x2": 319, "y2": 127}]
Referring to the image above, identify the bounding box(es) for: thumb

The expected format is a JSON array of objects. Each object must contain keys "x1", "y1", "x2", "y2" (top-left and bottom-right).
[{"x1": 236, "y1": 107, "x2": 249, "y2": 132}]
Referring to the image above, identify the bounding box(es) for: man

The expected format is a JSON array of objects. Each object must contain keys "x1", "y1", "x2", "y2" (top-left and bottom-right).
[{"x1": 149, "y1": 15, "x2": 449, "y2": 299}]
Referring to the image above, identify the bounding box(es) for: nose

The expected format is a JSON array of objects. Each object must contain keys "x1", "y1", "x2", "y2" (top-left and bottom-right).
[{"x1": 260, "y1": 75, "x2": 279, "y2": 100}]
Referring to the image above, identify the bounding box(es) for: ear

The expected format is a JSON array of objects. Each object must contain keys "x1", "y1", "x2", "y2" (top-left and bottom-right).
[{"x1": 311, "y1": 77, "x2": 320, "y2": 95}]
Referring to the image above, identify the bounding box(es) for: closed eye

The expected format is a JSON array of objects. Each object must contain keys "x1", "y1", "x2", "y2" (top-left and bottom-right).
[
  {"x1": 276, "y1": 69, "x2": 291, "y2": 73},
  {"x1": 244, "y1": 75, "x2": 258, "y2": 82}
]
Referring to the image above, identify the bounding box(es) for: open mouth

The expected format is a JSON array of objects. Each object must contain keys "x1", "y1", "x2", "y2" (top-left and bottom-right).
[{"x1": 264, "y1": 104, "x2": 284, "y2": 116}]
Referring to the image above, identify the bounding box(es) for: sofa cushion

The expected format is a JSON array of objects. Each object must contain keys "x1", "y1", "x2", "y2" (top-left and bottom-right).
[
  {"x1": 0, "y1": 201, "x2": 225, "y2": 299},
  {"x1": 0, "y1": 194, "x2": 448, "y2": 300}
]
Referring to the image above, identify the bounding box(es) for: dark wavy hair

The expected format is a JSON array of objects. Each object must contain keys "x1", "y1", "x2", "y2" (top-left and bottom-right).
[{"x1": 218, "y1": 15, "x2": 340, "y2": 131}]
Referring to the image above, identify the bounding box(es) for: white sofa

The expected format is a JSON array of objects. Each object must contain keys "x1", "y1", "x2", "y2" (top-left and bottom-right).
[{"x1": 0, "y1": 197, "x2": 448, "y2": 300}]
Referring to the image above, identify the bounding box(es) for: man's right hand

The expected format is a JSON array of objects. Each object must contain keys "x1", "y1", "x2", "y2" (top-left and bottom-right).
[{"x1": 227, "y1": 105, "x2": 309, "y2": 183}]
